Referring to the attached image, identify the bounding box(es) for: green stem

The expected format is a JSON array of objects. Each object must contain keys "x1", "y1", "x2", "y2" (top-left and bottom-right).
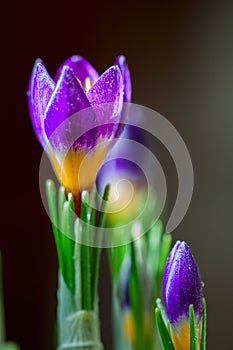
[{"x1": 57, "y1": 272, "x2": 103, "y2": 350}]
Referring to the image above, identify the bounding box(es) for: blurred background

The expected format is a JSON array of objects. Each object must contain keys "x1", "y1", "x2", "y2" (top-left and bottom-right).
[{"x1": 0, "y1": 0, "x2": 233, "y2": 349}]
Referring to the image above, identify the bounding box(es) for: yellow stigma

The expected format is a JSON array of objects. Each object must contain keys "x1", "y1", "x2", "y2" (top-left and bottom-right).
[
  {"x1": 171, "y1": 318, "x2": 200, "y2": 350},
  {"x1": 75, "y1": 76, "x2": 92, "y2": 93},
  {"x1": 84, "y1": 77, "x2": 92, "y2": 93},
  {"x1": 123, "y1": 310, "x2": 135, "y2": 345}
]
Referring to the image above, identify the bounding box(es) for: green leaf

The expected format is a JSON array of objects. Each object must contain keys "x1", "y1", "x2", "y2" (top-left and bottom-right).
[
  {"x1": 107, "y1": 238, "x2": 128, "y2": 278},
  {"x1": 80, "y1": 191, "x2": 92, "y2": 310},
  {"x1": 91, "y1": 185, "x2": 110, "y2": 308},
  {"x1": 112, "y1": 280, "x2": 132, "y2": 350},
  {"x1": 147, "y1": 221, "x2": 163, "y2": 294},
  {"x1": 0, "y1": 258, "x2": 20, "y2": 350},
  {"x1": 158, "y1": 232, "x2": 172, "y2": 277},
  {"x1": 0, "y1": 253, "x2": 5, "y2": 344},
  {"x1": 201, "y1": 298, "x2": 207, "y2": 350},
  {"x1": 155, "y1": 308, "x2": 175, "y2": 350},
  {"x1": 46, "y1": 180, "x2": 58, "y2": 231},
  {"x1": 98, "y1": 184, "x2": 110, "y2": 229},
  {"x1": 46, "y1": 180, "x2": 64, "y2": 274},
  {"x1": 0, "y1": 342, "x2": 20, "y2": 350},
  {"x1": 74, "y1": 218, "x2": 82, "y2": 310},
  {"x1": 58, "y1": 186, "x2": 66, "y2": 227},
  {"x1": 189, "y1": 304, "x2": 198, "y2": 350},
  {"x1": 156, "y1": 298, "x2": 169, "y2": 326},
  {"x1": 129, "y1": 239, "x2": 143, "y2": 349},
  {"x1": 61, "y1": 194, "x2": 75, "y2": 294}
]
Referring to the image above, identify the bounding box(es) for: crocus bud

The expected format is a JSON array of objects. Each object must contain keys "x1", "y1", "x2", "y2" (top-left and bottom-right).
[{"x1": 162, "y1": 241, "x2": 203, "y2": 349}]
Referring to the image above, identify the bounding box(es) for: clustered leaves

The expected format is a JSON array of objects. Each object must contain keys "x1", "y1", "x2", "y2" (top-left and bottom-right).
[{"x1": 109, "y1": 220, "x2": 172, "y2": 350}]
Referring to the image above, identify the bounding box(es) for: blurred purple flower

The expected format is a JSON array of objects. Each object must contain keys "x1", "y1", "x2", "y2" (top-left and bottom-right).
[
  {"x1": 28, "y1": 55, "x2": 131, "y2": 205},
  {"x1": 96, "y1": 118, "x2": 153, "y2": 227},
  {"x1": 162, "y1": 241, "x2": 203, "y2": 349},
  {"x1": 118, "y1": 258, "x2": 135, "y2": 345}
]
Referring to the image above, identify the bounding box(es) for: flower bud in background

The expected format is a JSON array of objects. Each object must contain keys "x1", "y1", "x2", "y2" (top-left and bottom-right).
[
  {"x1": 96, "y1": 156, "x2": 148, "y2": 227},
  {"x1": 162, "y1": 241, "x2": 203, "y2": 350},
  {"x1": 96, "y1": 117, "x2": 158, "y2": 228},
  {"x1": 118, "y1": 258, "x2": 135, "y2": 345}
]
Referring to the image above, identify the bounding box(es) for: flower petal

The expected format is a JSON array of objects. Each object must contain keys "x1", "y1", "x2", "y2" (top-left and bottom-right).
[
  {"x1": 54, "y1": 55, "x2": 99, "y2": 88},
  {"x1": 114, "y1": 55, "x2": 132, "y2": 102},
  {"x1": 87, "y1": 66, "x2": 124, "y2": 140},
  {"x1": 162, "y1": 240, "x2": 181, "y2": 312},
  {"x1": 28, "y1": 59, "x2": 55, "y2": 148},
  {"x1": 162, "y1": 241, "x2": 203, "y2": 326},
  {"x1": 44, "y1": 65, "x2": 92, "y2": 150},
  {"x1": 87, "y1": 65, "x2": 123, "y2": 107}
]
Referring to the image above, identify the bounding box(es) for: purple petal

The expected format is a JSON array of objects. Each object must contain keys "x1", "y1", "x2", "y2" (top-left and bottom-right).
[
  {"x1": 54, "y1": 55, "x2": 99, "y2": 88},
  {"x1": 114, "y1": 55, "x2": 132, "y2": 102},
  {"x1": 44, "y1": 65, "x2": 92, "y2": 150},
  {"x1": 28, "y1": 59, "x2": 55, "y2": 148},
  {"x1": 162, "y1": 240, "x2": 182, "y2": 311},
  {"x1": 97, "y1": 158, "x2": 145, "y2": 197},
  {"x1": 87, "y1": 65, "x2": 123, "y2": 107},
  {"x1": 87, "y1": 66, "x2": 124, "y2": 140},
  {"x1": 162, "y1": 241, "x2": 203, "y2": 325}
]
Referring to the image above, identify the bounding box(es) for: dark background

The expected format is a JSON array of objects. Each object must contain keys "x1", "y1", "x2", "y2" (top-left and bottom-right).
[{"x1": 1, "y1": 1, "x2": 233, "y2": 349}]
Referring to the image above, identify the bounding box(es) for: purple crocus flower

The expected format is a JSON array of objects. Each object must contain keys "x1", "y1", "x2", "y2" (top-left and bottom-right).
[
  {"x1": 162, "y1": 241, "x2": 203, "y2": 349},
  {"x1": 28, "y1": 55, "x2": 131, "y2": 210}
]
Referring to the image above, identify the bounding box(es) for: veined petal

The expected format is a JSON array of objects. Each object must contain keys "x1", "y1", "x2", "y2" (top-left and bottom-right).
[
  {"x1": 171, "y1": 318, "x2": 191, "y2": 350},
  {"x1": 162, "y1": 241, "x2": 181, "y2": 313},
  {"x1": 28, "y1": 59, "x2": 55, "y2": 148},
  {"x1": 87, "y1": 65, "x2": 123, "y2": 107},
  {"x1": 44, "y1": 65, "x2": 91, "y2": 150},
  {"x1": 87, "y1": 66, "x2": 124, "y2": 139},
  {"x1": 54, "y1": 55, "x2": 99, "y2": 88},
  {"x1": 114, "y1": 55, "x2": 132, "y2": 102}
]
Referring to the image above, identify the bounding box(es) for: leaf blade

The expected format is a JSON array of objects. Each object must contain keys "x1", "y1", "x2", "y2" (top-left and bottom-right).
[{"x1": 155, "y1": 308, "x2": 175, "y2": 350}]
